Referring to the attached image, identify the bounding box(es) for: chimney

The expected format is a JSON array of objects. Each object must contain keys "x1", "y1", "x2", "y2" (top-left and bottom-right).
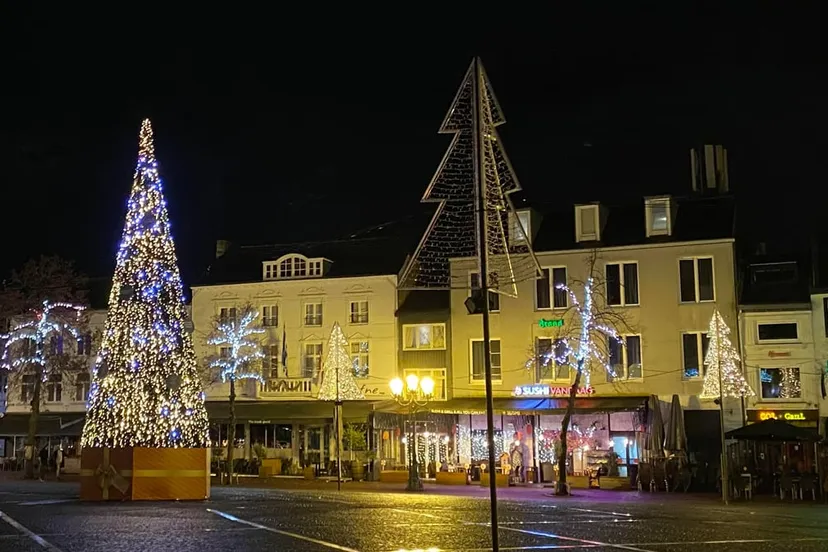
[
  {"x1": 215, "y1": 240, "x2": 231, "y2": 259},
  {"x1": 690, "y1": 145, "x2": 729, "y2": 194}
]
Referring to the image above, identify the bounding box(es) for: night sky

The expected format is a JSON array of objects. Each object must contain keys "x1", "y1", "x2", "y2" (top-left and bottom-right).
[{"x1": 4, "y1": 8, "x2": 824, "y2": 289}]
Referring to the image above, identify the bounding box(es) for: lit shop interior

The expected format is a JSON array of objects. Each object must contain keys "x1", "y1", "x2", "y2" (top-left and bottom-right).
[{"x1": 374, "y1": 396, "x2": 648, "y2": 481}]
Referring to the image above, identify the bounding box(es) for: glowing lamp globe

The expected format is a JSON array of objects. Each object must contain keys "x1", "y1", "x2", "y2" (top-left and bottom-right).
[
  {"x1": 419, "y1": 376, "x2": 435, "y2": 397},
  {"x1": 389, "y1": 377, "x2": 404, "y2": 397},
  {"x1": 405, "y1": 374, "x2": 420, "y2": 393}
]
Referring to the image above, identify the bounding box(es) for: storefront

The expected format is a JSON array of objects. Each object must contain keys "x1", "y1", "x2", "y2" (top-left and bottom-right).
[
  {"x1": 375, "y1": 386, "x2": 649, "y2": 482},
  {"x1": 0, "y1": 412, "x2": 85, "y2": 472},
  {"x1": 205, "y1": 400, "x2": 378, "y2": 475}
]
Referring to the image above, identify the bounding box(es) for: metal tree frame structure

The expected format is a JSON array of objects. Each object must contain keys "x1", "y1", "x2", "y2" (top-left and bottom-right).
[{"x1": 399, "y1": 58, "x2": 542, "y2": 551}]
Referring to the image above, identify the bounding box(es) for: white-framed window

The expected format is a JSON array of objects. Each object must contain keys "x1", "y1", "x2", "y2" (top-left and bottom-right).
[
  {"x1": 350, "y1": 341, "x2": 370, "y2": 378},
  {"x1": 21, "y1": 374, "x2": 35, "y2": 403},
  {"x1": 469, "y1": 271, "x2": 500, "y2": 312},
  {"x1": 679, "y1": 257, "x2": 715, "y2": 303},
  {"x1": 74, "y1": 372, "x2": 91, "y2": 402},
  {"x1": 304, "y1": 302, "x2": 323, "y2": 326},
  {"x1": 645, "y1": 197, "x2": 672, "y2": 237},
  {"x1": 273, "y1": 255, "x2": 325, "y2": 279},
  {"x1": 402, "y1": 323, "x2": 446, "y2": 351},
  {"x1": 509, "y1": 209, "x2": 532, "y2": 246},
  {"x1": 349, "y1": 301, "x2": 369, "y2": 324},
  {"x1": 403, "y1": 368, "x2": 448, "y2": 401},
  {"x1": 607, "y1": 335, "x2": 642, "y2": 381},
  {"x1": 219, "y1": 307, "x2": 237, "y2": 325},
  {"x1": 303, "y1": 342, "x2": 323, "y2": 378},
  {"x1": 760, "y1": 367, "x2": 802, "y2": 400},
  {"x1": 575, "y1": 204, "x2": 600, "y2": 242},
  {"x1": 262, "y1": 305, "x2": 279, "y2": 327},
  {"x1": 681, "y1": 331, "x2": 709, "y2": 379},
  {"x1": 46, "y1": 373, "x2": 62, "y2": 403},
  {"x1": 263, "y1": 262, "x2": 277, "y2": 280},
  {"x1": 264, "y1": 344, "x2": 280, "y2": 377},
  {"x1": 535, "y1": 337, "x2": 569, "y2": 381},
  {"x1": 606, "y1": 262, "x2": 640, "y2": 306},
  {"x1": 535, "y1": 267, "x2": 568, "y2": 310},
  {"x1": 756, "y1": 322, "x2": 798, "y2": 343},
  {"x1": 308, "y1": 261, "x2": 323, "y2": 276},
  {"x1": 470, "y1": 338, "x2": 502, "y2": 382},
  {"x1": 76, "y1": 333, "x2": 93, "y2": 355}
]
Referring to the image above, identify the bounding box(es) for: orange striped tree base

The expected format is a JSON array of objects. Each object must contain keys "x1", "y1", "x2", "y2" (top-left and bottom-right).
[{"x1": 80, "y1": 447, "x2": 210, "y2": 501}]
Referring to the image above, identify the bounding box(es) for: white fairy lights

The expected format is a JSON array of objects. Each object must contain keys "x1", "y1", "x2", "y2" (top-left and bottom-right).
[
  {"x1": 399, "y1": 59, "x2": 541, "y2": 295},
  {"x1": 317, "y1": 323, "x2": 365, "y2": 402},
  {"x1": 700, "y1": 310, "x2": 754, "y2": 399},
  {"x1": 1, "y1": 300, "x2": 86, "y2": 372},
  {"x1": 81, "y1": 119, "x2": 209, "y2": 449},
  {"x1": 526, "y1": 278, "x2": 623, "y2": 386},
  {"x1": 207, "y1": 308, "x2": 266, "y2": 383}
]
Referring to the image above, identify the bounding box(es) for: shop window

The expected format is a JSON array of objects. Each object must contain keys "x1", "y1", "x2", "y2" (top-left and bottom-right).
[
  {"x1": 760, "y1": 367, "x2": 801, "y2": 399},
  {"x1": 402, "y1": 324, "x2": 446, "y2": 350},
  {"x1": 471, "y1": 339, "x2": 502, "y2": 382}
]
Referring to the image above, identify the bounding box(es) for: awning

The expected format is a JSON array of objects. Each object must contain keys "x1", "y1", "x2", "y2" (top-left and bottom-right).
[
  {"x1": 205, "y1": 400, "x2": 379, "y2": 424},
  {"x1": 373, "y1": 396, "x2": 648, "y2": 415},
  {"x1": 0, "y1": 413, "x2": 86, "y2": 437},
  {"x1": 726, "y1": 419, "x2": 822, "y2": 442}
]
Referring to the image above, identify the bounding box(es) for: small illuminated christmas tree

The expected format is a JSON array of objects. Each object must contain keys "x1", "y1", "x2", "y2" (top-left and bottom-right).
[
  {"x1": 701, "y1": 310, "x2": 754, "y2": 399},
  {"x1": 318, "y1": 323, "x2": 364, "y2": 402},
  {"x1": 81, "y1": 119, "x2": 209, "y2": 449}
]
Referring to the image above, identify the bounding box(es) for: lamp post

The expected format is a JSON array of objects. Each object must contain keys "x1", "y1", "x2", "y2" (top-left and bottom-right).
[{"x1": 390, "y1": 374, "x2": 435, "y2": 491}]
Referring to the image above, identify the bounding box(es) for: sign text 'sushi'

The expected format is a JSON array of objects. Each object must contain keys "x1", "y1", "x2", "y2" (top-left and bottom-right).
[{"x1": 514, "y1": 384, "x2": 595, "y2": 397}]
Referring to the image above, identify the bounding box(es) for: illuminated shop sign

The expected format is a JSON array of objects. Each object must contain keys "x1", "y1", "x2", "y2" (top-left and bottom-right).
[
  {"x1": 747, "y1": 409, "x2": 819, "y2": 424},
  {"x1": 759, "y1": 411, "x2": 807, "y2": 421},
  {"x1": 538, "y1": 319, "x2": 564, "y2": 328},
  {"x1": 513, "y1": 384, "x2": 595, "y2": 397}
]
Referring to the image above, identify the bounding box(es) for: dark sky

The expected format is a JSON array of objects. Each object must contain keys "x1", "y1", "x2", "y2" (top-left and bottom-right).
[{"x1": 3, "y1": 7, "x2": 824, "y2": 288}]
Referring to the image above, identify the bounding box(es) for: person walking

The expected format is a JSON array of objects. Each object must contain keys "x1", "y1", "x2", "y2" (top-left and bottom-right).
[
  {"x1": 38, "y1": 446, "x2": 49, "y2": 481},
  {"x1": 54, "y1": 446, "x2": 64, "y2": 480}
]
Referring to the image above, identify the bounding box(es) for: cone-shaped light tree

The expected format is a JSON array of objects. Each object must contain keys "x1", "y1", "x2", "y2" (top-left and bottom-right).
[
  {"x1": 81, "y1": 119, "x2": 209, "y2": 449},
  {"x1": 318, "y1": 323, "x2": 364, "y2": 488},
  {"x1": 701, "y1": 310, "x2": 754, "y2": 399}
]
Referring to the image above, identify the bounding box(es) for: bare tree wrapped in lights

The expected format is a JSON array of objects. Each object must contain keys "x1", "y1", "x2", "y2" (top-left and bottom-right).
[
  {"x1": 318, "y1": 323, "x2": 364, "y2": 489},
  {"x1": 525, "y1": 255, "x2": 633, "y2": 495},
  {"x1": 1, "y1": 300, "x2": 86, "y2": 478},
  {"x1": 399, "y1": 58, "x2": 542, "y2": 548},
  {"x1": 205, "y1": 305, "x2": 265, "y2": 484},
  {"x1": 81, "y1": 119, "x2": 209, "y2": 449}
]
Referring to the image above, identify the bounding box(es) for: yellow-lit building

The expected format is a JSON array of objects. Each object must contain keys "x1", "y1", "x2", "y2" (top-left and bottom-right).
[
  {"x1": 191, "y1": 239, "x2": 402, "y2": 471},
  {"x1": 388, "y1": 195, "x2": 738, "y2": 481}
]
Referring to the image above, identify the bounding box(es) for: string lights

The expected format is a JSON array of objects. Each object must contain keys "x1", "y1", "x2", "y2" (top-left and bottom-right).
[
  {"x1": 207, "y1": 308, "x2": 265, "y2": 383},
  {"x1": 700, "y1": 310, "x2": 754, "y2": 399},
  {"x1": 525, "y1": 278, "x2": 624, "y2": 386},
  {"x1": 1, "y1": 300, "x2": 86, "y2": 371},
  {"x1": 81, "y1": 119, "x2": 209, "y2": 449},
  {"x1": 398, "y1": 59, "x2": 541, "y2": 295},
  {"x1": 317, "y1": 323, "x2": 365, "y2": 401}
]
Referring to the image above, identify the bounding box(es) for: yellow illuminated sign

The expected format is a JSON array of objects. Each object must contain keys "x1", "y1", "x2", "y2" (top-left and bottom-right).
[{"x1": 758, "y1": 411, "x2": 806, "y2": 421}]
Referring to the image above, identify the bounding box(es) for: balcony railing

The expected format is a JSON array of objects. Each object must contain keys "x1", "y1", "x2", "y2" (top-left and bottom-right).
[{"x1": 259, "y1": 377, "x2": 315, "y2": 397}]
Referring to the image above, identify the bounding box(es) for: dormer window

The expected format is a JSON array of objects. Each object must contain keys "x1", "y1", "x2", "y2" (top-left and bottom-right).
[
  {"x1": 575, "y1": 203, "x2": 601, "y2": 242},
  {"x1": 263, "y1": 254, "x2": 327, "y2": 280},
  {"x1": 645, "y1": 196, "x2": 672, "y2": 237},
  {"x1": 509, "y1": 209, "x2": 532, "y2": 246}
]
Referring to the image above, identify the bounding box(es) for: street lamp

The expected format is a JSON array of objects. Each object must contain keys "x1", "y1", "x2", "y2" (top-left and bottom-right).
[{"x1": 389, "y1": 374, "x2": 435, "y2": 491}]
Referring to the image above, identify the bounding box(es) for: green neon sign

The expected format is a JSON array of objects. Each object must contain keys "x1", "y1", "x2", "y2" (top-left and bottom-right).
[{"x1": 538, "y1": 319, "x2": 563, "y2": 328}]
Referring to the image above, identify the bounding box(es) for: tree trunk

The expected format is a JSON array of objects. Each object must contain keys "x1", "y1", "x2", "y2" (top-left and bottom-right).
[
  {"x1": 556, "y1": 359, "x2": 584, "y2": 496},
  {"x1": 226, "y1": 378, "x2": 236, "y2": 485},
  {"x1": 24, "y1": 362, "x2": 44, "y2": 479}
]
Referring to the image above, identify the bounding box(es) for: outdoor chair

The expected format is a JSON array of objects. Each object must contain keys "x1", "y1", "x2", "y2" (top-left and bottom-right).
[
  {"x1": 780, "y1": 474, "x2": 795, "y2": 500},
  {"x1": 733, "y1": 475, "x2": 752, "y2": 500},
  {"x1": 798, "y1": 474, "x2": 817, "y2": 501}
]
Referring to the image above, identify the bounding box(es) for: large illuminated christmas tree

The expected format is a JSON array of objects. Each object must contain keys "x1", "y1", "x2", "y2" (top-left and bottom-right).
[
  {"x1": 81, "y1": 119, "x2": 209, "y2": 449},
  {"x1": 701, "y1": 310, "x2": 754, "y2": 399}
]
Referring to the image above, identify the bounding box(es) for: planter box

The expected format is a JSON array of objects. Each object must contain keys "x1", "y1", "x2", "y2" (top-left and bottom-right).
[
  {"x1": 567, "y1": 475, "x2": 590, "y2": 489},
  {"x1": 80, "y1": 447, "x2": 210, "y2": 501},
  {"x1": 436, "y1": 472, "x2": 467, "y2": 485},
  {"x1": 259, "y1": 458, "x2": 282, "y2": 477},
  {"x1": 303, "y1": 466, "x2": 316, "y2": 480},
  {"x1": 379, "y1": 470, "x2": 409, "y2": 483},
  {"x1": 598, "y1": 476, "x2": 629, "y2": 490},
  {"x1": 480, "y1": 473, "x2": 509, "y2": 488}
]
